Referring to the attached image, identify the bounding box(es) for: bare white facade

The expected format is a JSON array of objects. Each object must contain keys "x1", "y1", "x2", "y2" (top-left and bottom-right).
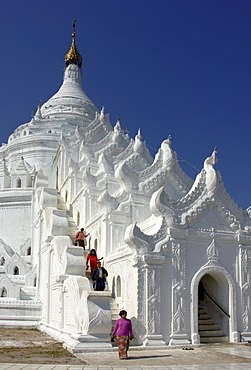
[{"x1": 0, "y1": 28, "x2": 251, "y2": 351}]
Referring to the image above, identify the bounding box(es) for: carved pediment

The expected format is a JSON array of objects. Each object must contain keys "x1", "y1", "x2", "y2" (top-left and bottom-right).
[
  {"x1": 97, "y1": 190, "x2": 119, "y2": 212},
  {"x1": 115, "y1": 158, "x2": 139, "y2": 192},
  {"x1": 6, "y1": 253, "x2": 30, "y2": 275},
  {"x1": 150, "y1": 187, "x2": 176, "y2": 224},
  {"x1": 147, "y1": 153, "x2": 248, "y2": 231},
  {"x1": 0, "y1": 274, "x2": 20, "y2": 298},
  {"x1": 125, "y1": 217, "x2": 168, "y2": 253},
  {"x1": 139, "y1": 138, "x2": 192, "y2": 197},
  {"x1": 68, "y1": 158, "x2": 79, "y2": 173},
  {"x1": 82, "y1": 168, "x2": 96, "y2": 187},
  {"x1": 191, "y1": 208, "x2": 234, "y2": 232},
  {"x1": 97, "y1": 153, "x2": 114, "y2": 175},
  {"x1": 85, "y1": 111, "x2": 112, "y2": 144},
  {"x1": 79, "y1": 141, "x2": 93, "y2": 161}
]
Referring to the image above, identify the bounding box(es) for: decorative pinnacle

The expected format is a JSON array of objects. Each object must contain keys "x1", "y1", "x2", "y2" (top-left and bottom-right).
[{"x1": 65, "y1": 19, "x2": 83, "y2": 68}]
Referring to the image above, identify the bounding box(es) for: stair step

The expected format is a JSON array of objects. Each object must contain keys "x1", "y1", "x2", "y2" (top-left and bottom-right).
[
  {"x1": 198, "y1": 318, "x2": 214, "y2": 325},
  {"x1": 198, "y1": 309, "x2": 207, "y2": 315},
  {"x1": 57, "y1": 202, "x2": 68, "y2": 210},
  {"x1": 199, "y1": 324, "x2": 219, "y2": 331},
  {"x1": 57, "y1": 194, "x2": 77, "y2": 246},
  {"x1": 200, "y1": 336, "x2": 228, "y2": 343},
  {"x1": 198, "y1": 303, "x2": 228, "y2": 343},
  {"x1": 199, "y1": 313, "x2": 211, "y2": 320},
  {"x1": 199, "y1": 329, "x2": 224, "y2": 337}
]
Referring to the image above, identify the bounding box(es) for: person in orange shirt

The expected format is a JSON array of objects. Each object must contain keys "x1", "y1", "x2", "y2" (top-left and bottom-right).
[
  {"x1": 86, "y1": 249, "x2": 103, "y2": 274},
  {"x1": 75, "y1": 228, "x2": 89, "y2": 250}
]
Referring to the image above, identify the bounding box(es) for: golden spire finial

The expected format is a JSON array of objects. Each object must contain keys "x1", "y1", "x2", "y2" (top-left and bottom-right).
[{"x1": 65, "y1": 19, "x2": 83, "y2": 68}]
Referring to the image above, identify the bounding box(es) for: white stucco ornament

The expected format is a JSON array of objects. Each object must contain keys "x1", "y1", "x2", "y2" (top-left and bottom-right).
[{"x1": 0, "y1": 22, "x2": 250, "y2": 350}]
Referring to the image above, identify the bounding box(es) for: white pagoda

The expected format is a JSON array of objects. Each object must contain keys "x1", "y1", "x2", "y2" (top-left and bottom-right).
[{"x1": 0, "y1": 23, "x2": 251, "y2": 351}]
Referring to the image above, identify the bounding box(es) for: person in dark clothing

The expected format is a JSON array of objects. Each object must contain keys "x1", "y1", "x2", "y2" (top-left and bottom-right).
[{"x1": 92, "y1": 261, "x2": 108, "y2": 291}]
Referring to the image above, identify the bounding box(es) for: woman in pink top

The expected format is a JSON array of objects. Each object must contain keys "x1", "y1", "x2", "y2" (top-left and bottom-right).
[
  {"x1": 75, "y1": 228, "x2": 89, "y2": 249},
  {"x1": 111, "y1": 310, "x2": 133, "y2": 360}
]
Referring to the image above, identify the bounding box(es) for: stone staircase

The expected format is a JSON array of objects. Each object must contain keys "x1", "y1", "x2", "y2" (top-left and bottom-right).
[
  {"x1": 57, "y1": 193, "x2": 77, "y2": 245},
  {"x1": 198, "y1": 303, "x2": 228, "y2": 343},
  {"x1": 57, "y1": 193, "x2": 120, "y2": 337}
]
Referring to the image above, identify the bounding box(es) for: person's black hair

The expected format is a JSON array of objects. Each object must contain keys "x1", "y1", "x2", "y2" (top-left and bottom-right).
[
  {"x1": 90, "y1": 249, "x2": 97, "y2": 256},
  {"x1": 119, "y1": 310, "x2": 127, "y2": 317},
  {"x1": 81, "y1": 228, "x2": 84, "y2": 231}
]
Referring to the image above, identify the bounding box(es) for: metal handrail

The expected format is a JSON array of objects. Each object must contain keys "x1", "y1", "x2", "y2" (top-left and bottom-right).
[{"x1": 204, "y1": 289, "x2": 230, "y2": 318}]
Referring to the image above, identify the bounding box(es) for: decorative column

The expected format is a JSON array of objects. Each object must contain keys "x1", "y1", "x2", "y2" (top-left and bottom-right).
[
  {"x1": 39, "y1": 236, "x2": 53, "y2": 325},
  {"x1": 240, "y1": 245, "x2": 251, "y2": 341},
  {"x1": 142, "y1": 254, "x2": 166, "y2": 346},
  {"x1": 169, "y1": 241, "x2": 190, "y2": 345}
]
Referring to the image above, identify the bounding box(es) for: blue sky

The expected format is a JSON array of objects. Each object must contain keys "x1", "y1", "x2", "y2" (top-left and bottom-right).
[{"x1": 0, "y1": 1, "x2": 250, "y2": 209}]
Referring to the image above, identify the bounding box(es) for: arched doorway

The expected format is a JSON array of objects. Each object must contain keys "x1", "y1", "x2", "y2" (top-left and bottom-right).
[
  {"x1": 13, "y1": 266, "x2": 19, "y2": 275},
  {"x1": 191, "y1": 266, "x2": 239, "y2": 344},
  {"x1": 198, "y1": 273, "x2": 229, "y2": 343},
  {"x1": 16, "y1": 178, "x2": 21, "y2": 188}
]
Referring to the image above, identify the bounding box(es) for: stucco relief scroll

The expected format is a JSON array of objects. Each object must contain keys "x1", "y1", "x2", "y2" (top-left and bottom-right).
[
  {"x1": 141, "y1": 254, "x2": 165, "y2": 345},
  {"x1": 240, "y1": 247, "x2": 251, "y2": 332},
  {"x1": 171, "y1": 241, "x2": 187, "y2": 336},
  {"x1": 146, "y1": 267, "x2": 161, "y2": 334}
]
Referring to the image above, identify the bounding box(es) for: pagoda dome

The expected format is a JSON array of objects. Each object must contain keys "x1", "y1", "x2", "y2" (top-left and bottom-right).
[
  {"x1": 40, "y1": 64, "x2": 97, "y2": 122},
  {"x1": 40, "y1": 21, "x2": 98, "y2": 123}
]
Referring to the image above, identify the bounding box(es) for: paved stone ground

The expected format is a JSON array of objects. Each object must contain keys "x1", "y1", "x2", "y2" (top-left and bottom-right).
[
  {"x1": 75, "y1": 343, "x2": 251, "y2": 367},
  {"x1": 1, "y1": 328, "x2": 251, "y2": 368}
]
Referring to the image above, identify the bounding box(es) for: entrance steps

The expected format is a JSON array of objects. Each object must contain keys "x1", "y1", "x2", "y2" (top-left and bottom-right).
[
  {"x1": 198, "y1": 304, "x2": 228, "y2": 343},
  {"x1": 57, "y1": 193, "x2": 68, "y2": 211},
  {"x1": 57, "y1": 193, "x2": 77, "y2": 245},
  {"x1": 67, "y1": 216, "x2": 78, "y2": 245}
]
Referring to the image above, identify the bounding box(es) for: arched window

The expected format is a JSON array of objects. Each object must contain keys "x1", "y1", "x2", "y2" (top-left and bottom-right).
[
  {"x1": 0, "y1": 287, "x2": 7, "y2": 297},
  {"x1": 27, "y1": 247, "x2": 31, "y2": 256},
  {"x1": 65, "y1": 190, "x2": 68, "y2": 203},
  {"x1": 116, "y1": 276, "x2": 122, "y2": 298},
  {"x1": 0, "y1": 257, "x2": 5, "y2": 266},
  {"x1": 13, "y1": 266, "x2": 19, "y2": 275},
  {"x1": 16, "y1": 178, "x2": 21, "y2": 188},
  {"x1": 34, "y1": 277, "x2": 37, "y2": 287}
]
